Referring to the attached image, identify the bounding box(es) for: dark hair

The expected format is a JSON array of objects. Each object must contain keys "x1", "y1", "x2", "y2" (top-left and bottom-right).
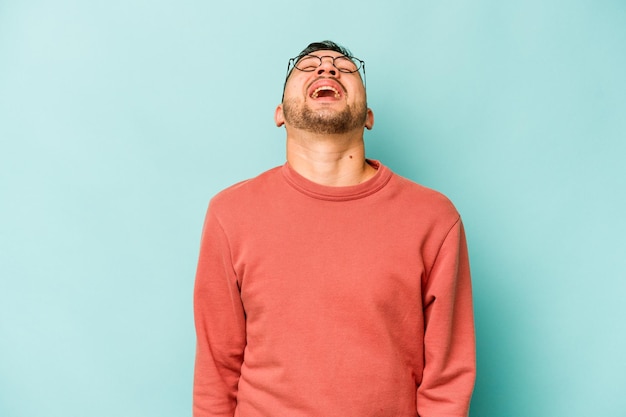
[
  {"x1": 282, "y1": 40, "x2": 357, "y2": 101},
  {"x1": 294, "y1": 40, "x2": 354, "y2": 61}
]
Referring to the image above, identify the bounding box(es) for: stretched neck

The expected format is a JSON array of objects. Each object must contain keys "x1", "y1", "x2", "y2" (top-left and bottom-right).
[{"x1": 286, "y1": 129, "x2": 377, "y2": 187}]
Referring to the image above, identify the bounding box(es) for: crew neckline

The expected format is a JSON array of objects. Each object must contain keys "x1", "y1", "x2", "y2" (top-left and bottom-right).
[{"x1": 281, "y1": 160, "x2": 393, "y2": 201}]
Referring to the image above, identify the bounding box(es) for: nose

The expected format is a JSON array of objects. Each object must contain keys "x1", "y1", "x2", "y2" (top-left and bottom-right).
[{"x1": 317, "y1": 56, "x2": 337, "y2": 76}]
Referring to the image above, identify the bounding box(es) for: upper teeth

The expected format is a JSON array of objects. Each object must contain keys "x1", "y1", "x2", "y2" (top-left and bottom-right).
[{"x1": 312, "y1": 86, "x2": 339, "y2": 99}]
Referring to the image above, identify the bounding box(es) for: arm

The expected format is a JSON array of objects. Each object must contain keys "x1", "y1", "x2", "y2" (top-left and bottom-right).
[
  {"x1": 193, "y1": 206, "x2": 246, "y2": 417},
  {"x1": 418, "y1": 218, "x2": 476, "y2": 417}
]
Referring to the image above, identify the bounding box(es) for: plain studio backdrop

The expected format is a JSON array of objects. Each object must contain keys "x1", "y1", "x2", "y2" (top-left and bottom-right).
[{"x1": 1, "y1": 1, "x2": 625, "y2": 416}]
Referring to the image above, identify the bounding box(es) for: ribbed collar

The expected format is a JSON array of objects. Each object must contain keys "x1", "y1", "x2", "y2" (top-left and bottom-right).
[{"x1": 281, "y1": 160, "x2": 393, "y2": 202}]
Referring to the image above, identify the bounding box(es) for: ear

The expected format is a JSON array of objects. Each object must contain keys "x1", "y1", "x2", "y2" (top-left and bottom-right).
[
  {"x1": 275, "y1": 104, "x2": 285, "y2": 127},
  {"x1": 365, "y1": 108, "x2": 374, "y2": 130}
]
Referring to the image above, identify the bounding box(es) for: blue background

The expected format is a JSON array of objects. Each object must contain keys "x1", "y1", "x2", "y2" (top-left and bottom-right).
[{"x1": 1, "y1": 1, "x2": 625, "y2": 416}]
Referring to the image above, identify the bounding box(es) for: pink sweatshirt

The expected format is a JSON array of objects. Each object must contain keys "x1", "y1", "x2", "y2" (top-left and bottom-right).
[{"x1": 193, "y1": 161, "x2": 475, "y2": 417}]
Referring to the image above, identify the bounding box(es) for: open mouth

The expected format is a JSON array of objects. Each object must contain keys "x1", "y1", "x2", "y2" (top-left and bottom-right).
[
  {"x1": 308, "y1": 79, "x2": 344, "y2": 100},
  {"x1": 311, "y1": 85, "x2": 340, "y2": 99}
]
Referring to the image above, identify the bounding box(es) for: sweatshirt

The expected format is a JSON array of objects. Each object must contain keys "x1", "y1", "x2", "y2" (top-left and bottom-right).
[{"x1": 193, "y1": 160, "x2": 475, "y2": 417}]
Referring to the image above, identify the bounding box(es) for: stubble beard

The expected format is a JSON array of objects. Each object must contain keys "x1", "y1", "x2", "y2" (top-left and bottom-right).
[{"x1": 282, "y1": 99, "x2": 367, "y2": 135}]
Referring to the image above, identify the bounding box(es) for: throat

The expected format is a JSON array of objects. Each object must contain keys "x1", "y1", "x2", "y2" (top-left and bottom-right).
[{"x1": 316, "y1": 90, "x2": 338, "y2": 98}]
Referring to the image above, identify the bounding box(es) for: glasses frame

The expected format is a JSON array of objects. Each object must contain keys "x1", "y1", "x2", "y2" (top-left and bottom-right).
[
  {"x1": 290, "y1": 55, "x2": 364, "y2": 73},
  {"x1": 283, "y1": 54, "x2": 367, "y2": 96}
]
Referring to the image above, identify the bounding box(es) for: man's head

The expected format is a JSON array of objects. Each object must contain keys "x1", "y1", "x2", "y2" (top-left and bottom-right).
[
  {"x1": 276, "y1": 40, "x2": 373, "y2": 135},
  {"x1": 282, "y1": 41, "x2": 365, "y2": 95}
]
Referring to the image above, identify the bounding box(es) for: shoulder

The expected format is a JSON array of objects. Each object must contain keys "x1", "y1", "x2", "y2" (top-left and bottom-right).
[
  {"x1": 208, "y1": 165, "x2": 283, "y2": 214},
  {"x1": 388, "y1": 172, "x2": 460, "y2": 221}
]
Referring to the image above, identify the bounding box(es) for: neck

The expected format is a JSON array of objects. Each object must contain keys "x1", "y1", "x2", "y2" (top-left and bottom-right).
[{"x1": 285, "y1": 128, "x2": 377, "y2": 187}]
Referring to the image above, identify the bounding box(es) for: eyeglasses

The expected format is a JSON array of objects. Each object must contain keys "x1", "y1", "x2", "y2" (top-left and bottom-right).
[
  {"x1": 284, "y1": 54, "x2": 366, "y2": 90},
  {"x1": 289, "y1": 55, "x2": 364, "y2": 73}
]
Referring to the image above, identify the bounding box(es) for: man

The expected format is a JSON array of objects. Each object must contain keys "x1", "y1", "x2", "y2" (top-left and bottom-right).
[{"x1": 193, "y1": 40, "x2": 475, "y2": 417}]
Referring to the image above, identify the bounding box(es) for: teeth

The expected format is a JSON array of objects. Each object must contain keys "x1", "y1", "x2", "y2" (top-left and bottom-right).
[{"x1": 311, "y1": 85, "x2": 340, "y2": 99}]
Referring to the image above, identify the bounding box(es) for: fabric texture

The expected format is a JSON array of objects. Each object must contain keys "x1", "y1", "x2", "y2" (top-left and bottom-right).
[{"x1": 193, "y1": 161, "x2": 475, "y2": 417}]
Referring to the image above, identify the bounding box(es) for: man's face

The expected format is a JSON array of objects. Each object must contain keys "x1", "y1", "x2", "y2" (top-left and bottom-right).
[{"x1": 276, "y1": 50, "x2": 373, "y2": 134}]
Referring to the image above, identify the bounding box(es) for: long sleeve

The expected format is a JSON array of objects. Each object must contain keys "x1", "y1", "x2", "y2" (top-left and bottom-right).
[
  {"x1": 417, "y1": 217, "x2": 476, "y2": 417},
  {"x1": 193, "y1": 205, "x2": 246, "y2": 417}
]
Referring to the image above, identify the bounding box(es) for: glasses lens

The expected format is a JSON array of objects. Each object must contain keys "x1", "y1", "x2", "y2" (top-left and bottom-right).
[
  {"x1": 335, "y1": 56, "x2": 360, "y2": 73},
  {"x1": 294, "y1": 56, "x2": 320, "y2": 72}
]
